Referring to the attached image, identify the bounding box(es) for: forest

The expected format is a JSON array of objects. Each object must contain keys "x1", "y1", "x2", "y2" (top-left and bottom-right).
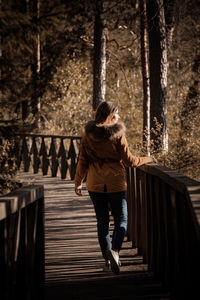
[{"x1": 0, "y1": 0, "x2": 200, "y2": 194}]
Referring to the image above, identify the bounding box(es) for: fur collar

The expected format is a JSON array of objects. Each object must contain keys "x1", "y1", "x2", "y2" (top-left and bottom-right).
[{"x1": 85, "y1": 120, "x2": 126, "y2": 141}]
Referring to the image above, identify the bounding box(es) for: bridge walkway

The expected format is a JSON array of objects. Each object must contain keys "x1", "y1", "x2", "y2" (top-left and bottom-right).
[{"x1": 18, "y1": 171, "x2": 170, "y2": 300}]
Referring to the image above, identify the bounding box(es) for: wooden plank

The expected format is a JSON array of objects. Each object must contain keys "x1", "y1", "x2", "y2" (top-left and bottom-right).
[
  {"x1": 140, "y1": 171, "x2": 148, "y2": 263},
  {"x1": 145, "y1": 174, "x2": 151, "y2": 266},
  {"x1": 160, "y1": 181, "x2": 170, "y2": 287},
  {"x1": 68, "y1": 139, "x2": 77, "y2": 180},
  {"x1": 136, "y1": 168, "x2": 141, "y2": 253},
  {"x1": 153, "y1": 177, "x2": 161, "y2": 279},
  {"x1": 39, "y1": 137, "x2": 49, "y2": 175},
  {"x1": 126, "y1": 167, "x2": 132, "y2": 241},
  {"x1": 0, "y1": 186, "x2": 43, "y2": 219},
  {"x1": 49, "y1": 138, "x2": 59, "y2": 177},
  {"x1": 146, "y1": 174, "x2": 154, "y2": 272},
  {"x1": 21, "y1": 136, "x2": 31, "y2": 172},
  {"x1": 0, "y1": 219, "x2": 7, "y2": 300},
  {"x1": 35, "y1": 196, "x2": 45, "y2": 300},
  {"x1": 58, "y1": 138, "x2": 68, "y2": 179},
  {"x1": 31, "y1": 137, "x2": 40, "y2": 174},
  {"x1": 131, "y1": 168, "x2": 137, "y2": 248}
]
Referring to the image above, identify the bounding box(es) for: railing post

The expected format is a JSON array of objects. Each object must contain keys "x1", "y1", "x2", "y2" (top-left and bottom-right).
[
  {"x1": 49, "y1": 137, "x2": 59, "y2": 177},
  {"x1": 58, "y1": 138, "x2": 68, "y2": 179},
  {"x1": 22, "y1": 136, "x2": 31, "y2": 172},
  {"x1": 68, "y1": 138, "x2": 77, "y2": 180},
  {"x1": 126, "y1": 167, "x2": 132, "y2": 241},
  {"x1": 160, "y1": 181, "x2": 170, "y2": 287},
  {"x1": 0, "y1": 218, "x2": 7, "y2": 300},
  {"x1": 131, "y1": 168, "x2": 137, "y2": 248},
  {"x1": 39, "y1": 137, "x2": 49, "y2": 175},
  {"x1": 34, "y1": 194, "x2": 45, "y2": 300},
  {"x1": 31, "y1": 137, "x2": 40, "y2": 174},
  {"x1": 140, "y1": 171, "x2": 148, "y2": 264}
]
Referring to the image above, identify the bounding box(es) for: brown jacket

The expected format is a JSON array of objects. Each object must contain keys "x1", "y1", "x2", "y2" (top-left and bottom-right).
[{"x1": 74, "y1": 121, "x2": 152, "y2": 193}]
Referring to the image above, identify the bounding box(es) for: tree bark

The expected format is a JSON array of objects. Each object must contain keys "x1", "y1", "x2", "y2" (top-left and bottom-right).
[
  {"x1": 147, "y1": 0, "x2": 168, "y2": 153},
  {"x1": 140, "y1": 0, "x2": 150, "y2": 155},
  {"x1": 164, "y1": 0, "x2": 175, "y2": 49},
  {"x1": 22, "y1": 0, "x2": 31, "y2": 121},
  {"x1": 93, "y1": 0, "x2": 106, "y2": 110},
  {"x1": 0, "y1": 0, "x2": 2, "y2": 83},
  {"x1": 31, "y1": 0, "x2": 41, "y2": 127}
]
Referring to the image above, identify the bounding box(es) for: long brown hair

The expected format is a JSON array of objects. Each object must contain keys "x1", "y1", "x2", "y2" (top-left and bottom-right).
[{"x1": 95, "y1": 101, "x2": 118, "y2": 124}]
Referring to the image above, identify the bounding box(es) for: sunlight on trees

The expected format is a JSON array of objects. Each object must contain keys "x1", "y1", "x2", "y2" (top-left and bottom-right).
[{"x1": 0, "y1": 0, "x2": 200, "y2": 194}]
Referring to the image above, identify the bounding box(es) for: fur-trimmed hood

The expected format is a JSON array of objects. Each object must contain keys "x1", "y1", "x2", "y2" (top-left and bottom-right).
[{"x1": 85, "y1": 120, "x2": 126, "y2": 141}]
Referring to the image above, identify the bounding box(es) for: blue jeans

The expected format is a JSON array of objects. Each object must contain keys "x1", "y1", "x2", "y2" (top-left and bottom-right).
[{"x1": 89, "y1": 191, "x2": 127, "y2": 260}]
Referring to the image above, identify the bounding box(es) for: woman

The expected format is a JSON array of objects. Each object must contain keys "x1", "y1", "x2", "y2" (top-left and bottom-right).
[{"x1": 74, "y1": 101, "x2": 153, "y2": 275}]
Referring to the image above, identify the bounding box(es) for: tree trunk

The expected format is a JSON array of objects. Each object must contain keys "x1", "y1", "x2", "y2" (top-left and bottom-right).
[
  {"x1": 164, "y1": 0, "x2": 175, "y2": 49},
  {"x1": 140, "y1": 0, "x2": 150, "y2": 155},
  {"x1": 22, "y1": 0, "x2": 31, "y2": 121},
  {"x1": 31, "y1": 0, "x2": 41, "y2": 127},
  {"x1": 93, "y1": 0, "x2": 106, "y2": 110},
  {"x1": 147, "y1": 0, "x2": 168, "y2": 153},
  {"x1": 0, "y1": 0, "x2": 2, "y2": 83}
]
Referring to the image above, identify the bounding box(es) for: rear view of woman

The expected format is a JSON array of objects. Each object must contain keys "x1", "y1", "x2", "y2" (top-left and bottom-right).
[{"x1": 74, "y1": 101, "x2": 154, "y2": 274}]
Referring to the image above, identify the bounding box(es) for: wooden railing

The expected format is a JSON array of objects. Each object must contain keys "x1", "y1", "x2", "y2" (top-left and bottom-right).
[
  {"x1": 127, "y1": 164, "x2": 200, "y2": 297},
  {"x1": 2, "y1": 132, "x2": 200, "y2": 297},
  {"x1": 0, "y1": 185, "x2": 44, "y2": 300},
  {"x1": 14, "y1": 134, "x2": 81, "y2": 180}
]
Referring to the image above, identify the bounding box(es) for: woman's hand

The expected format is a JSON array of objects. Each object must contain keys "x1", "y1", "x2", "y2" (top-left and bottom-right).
[
  {"x1": 151, "y1": 156, "x2": 158, "y2": 164},
  {"x1": 75, "y1": 184, "x2": 82, "y2": 196}
]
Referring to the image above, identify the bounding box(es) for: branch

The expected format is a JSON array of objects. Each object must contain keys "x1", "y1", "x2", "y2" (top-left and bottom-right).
[
  {"x1": 102, "y1": 0, "x2": 125, "y2": 14},
  {"x1": 107, "y1": 35, "x2": 138, "y2": 50}
]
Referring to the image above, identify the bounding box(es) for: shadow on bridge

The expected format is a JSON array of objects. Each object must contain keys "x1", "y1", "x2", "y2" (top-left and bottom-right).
[{"x1": 18, "y1": 171, "x2": 170, "y2": 300}]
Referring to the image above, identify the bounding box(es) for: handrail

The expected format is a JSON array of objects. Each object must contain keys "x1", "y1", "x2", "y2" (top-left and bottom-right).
[
  {"x1": 12, "y1": 133, "x2": 81, "y2": 180},
  {"x1": 17, "y1": 133, "x2": 81, "y2": 139},
  {"x1": 0, "y1": 185, "x2": 44, "y2": 300},
  {"x1": 127, "y1": 164, "x2": 200, "y2": 297}
]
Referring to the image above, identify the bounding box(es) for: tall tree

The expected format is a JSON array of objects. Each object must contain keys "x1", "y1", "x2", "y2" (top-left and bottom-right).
[
  {"x1": 0, "y1": 0, "x2": 2, "y2": 84},
  {"x1": 140, "y1": 0, "x2": 150, "y2": 154},
  {"x1": 93, "y1": 0, "x2": 107, "y2": 110},
  {"x1": 22, "y1": 0, "x2": 31, "y2": 121},
  {"x1": 31, "y1": 0, "x2": 41, "y2": 127},
  {"x1": 147, "y1": 0, "x2": 168, "y2": 153}
]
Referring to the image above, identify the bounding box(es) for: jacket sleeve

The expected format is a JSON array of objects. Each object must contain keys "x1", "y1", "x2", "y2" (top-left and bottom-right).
[
  {"x1": 117, "y1": 134, "x2": 153, "y2": 167},
  {"x1": 74, "y1": 133, "x2": 89, "y2": 186}
]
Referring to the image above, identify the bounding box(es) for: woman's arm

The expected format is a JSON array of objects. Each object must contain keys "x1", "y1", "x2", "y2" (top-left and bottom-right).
[
  {"x1": 74, "y1": 134, "x2": 89, "y2": 193},
  {"x1": 117, "y1": 134, "x2": 153, "y2": 167}
]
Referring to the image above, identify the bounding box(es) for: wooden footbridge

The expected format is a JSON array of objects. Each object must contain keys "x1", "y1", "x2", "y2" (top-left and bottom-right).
[{"x1": 0, "y1": 134, "x2": 200, "y2": 300}]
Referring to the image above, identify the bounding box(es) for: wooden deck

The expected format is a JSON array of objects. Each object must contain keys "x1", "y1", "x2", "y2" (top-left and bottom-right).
[{"x1": 18, "y1": 171, "x2": 170, "y2": 300}]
